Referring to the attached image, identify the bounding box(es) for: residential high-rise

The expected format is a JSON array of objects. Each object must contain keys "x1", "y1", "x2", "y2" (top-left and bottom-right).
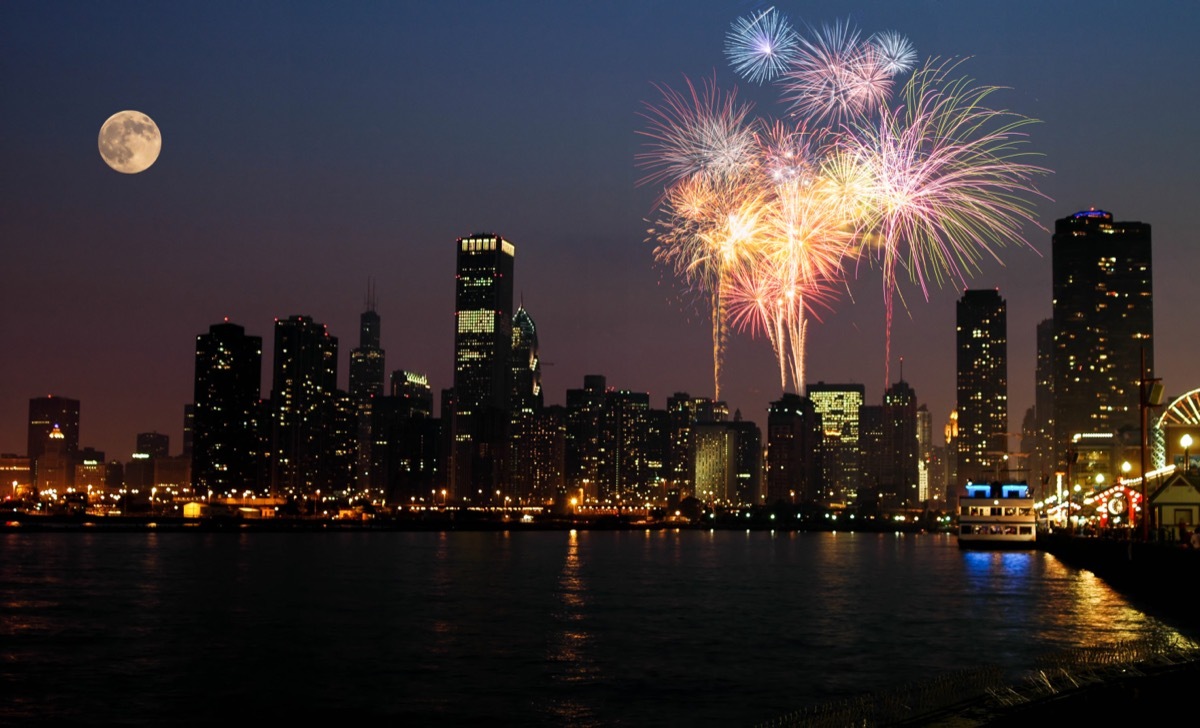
[
  {"x1": 269, "y1": 315, "x2": 338, "y2": 496},
  {"x1": 566, "y1": 375, "x2": 607, "y2": 502},
  {"x1": 192, "y1": 321, "x2": 262, "y2": 496},
  {"x1": 807, "y1": 382, "x2": 865, "y2": 504},
  {"x1": 956, "y1": 289, "x2": 1008, "y2": 485},
  {"x1": 451, "y1": 233, "x2": 515, "y2": 502},
  {"x1": 28, "y1": 395, "x2": 80, "y2": 488},
  {"x1": 1052, "y1": 209, "x2": 1152, "y2": 469}
]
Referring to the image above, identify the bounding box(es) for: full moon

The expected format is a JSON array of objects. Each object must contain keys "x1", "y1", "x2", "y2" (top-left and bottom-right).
[{"x1": 98, "y1": 110, "x2": 162, "y2": 174}]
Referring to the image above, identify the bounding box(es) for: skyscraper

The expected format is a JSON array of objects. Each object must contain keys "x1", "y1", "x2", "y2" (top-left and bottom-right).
[
  {"x1": 349, "y1": 288, "x2": 385, "y2": 494},
  {"x1": 28, "y1": 395, "x2": 80, "y2": 488},
  {"x1": 765, "y1": 393, "x2": 821, "y2": 504},
  {"x1": 192, "y1": 321, "x2": 262, "y2": 495},
  {"x1": 1052, "y1": 209, "x2": 1152, "y2": 469},
  {"x1": 269, "y1": 315, "x2": 338, "y2": 496},
  {"x1": 882, "y1": 380, "x2": 919, "y2": 508},
  {"x1": 451, "y1": 233, "x2": 515, "y2": 501},
  {"x1": 956, "y1": 289, "x2": 1008, "y2": 485},
  {"x1": 349, "y1": 286, "x2": 385, "y2": 400},
  {"x1": 511, "y1": 305, "x2": 542, "y2": 414}
]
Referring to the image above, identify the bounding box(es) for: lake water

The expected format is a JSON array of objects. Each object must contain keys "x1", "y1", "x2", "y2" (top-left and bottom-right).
[{"x1": 1, "y1": 529, "x2": 1192, "y2": 726}]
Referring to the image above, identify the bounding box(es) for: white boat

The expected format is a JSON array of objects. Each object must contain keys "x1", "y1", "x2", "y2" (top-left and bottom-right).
[{"x1": 957, "y1": 482, "x2": 1036, "y2": 549}]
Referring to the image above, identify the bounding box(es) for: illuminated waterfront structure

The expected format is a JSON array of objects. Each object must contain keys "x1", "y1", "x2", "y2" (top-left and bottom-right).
[
  {"x1": 192, "y1": 321, "x2": 263, "y2": 496},
  {"x1": 451, "y1": 233, "x2": 515, "y2": 502},
  {"x1": 269, "y1": 315, "x2": 338, "y2": 496},
  {"x1": 807, "y1": 382, "x2": 865, "y2": 503},
  {"x1": 28, "y1": 395, "x2": 80, "y2": 488},
  {"x1": 956, "y1": 289, "x2": 1008, "y2": 485},
  {"x1": 1051, "y1": 209, "x2": 1153, "y2": 470}
]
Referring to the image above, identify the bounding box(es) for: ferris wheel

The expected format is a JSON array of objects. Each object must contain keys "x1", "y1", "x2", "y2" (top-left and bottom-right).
[{"x1": 1152, "y1": 388, "x2": 1200, "y2": 468}]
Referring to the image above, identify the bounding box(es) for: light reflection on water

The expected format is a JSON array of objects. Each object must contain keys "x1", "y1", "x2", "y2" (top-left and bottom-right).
[{"x1": 0, "y1": 530, "x2": 1193, "y2": 726}]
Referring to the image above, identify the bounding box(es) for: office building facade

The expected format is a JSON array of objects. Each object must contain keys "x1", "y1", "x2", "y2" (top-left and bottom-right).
[{"x1": 451, "y1": 233, "x2": 515, "y2": 501}]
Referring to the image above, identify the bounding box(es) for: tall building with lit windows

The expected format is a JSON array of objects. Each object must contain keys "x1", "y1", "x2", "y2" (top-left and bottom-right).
[
  {"x1": 1051, "y1": 209, "x2": 1152, "y2": 470},
  {"x1": 451, "y1": 233, "x2": 515, "y2": 502},
  {"x1": 956, "y1": 289, "x2": 1008, "y2": 485},
  {"x1": 269, "y1": 315, "x2": 338, "y2": 496},
  {"x1": 807, "y1": 382, "x2": 865, "y2": 503}
]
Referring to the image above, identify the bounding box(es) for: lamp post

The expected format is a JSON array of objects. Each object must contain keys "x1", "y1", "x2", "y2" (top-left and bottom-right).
[
  {"x1": 1183, "y1": 433, "x2": 1194, "y2": 473},
  {"x1": 1121, "y1": 461, "x2": 1132, "y2": 533}
]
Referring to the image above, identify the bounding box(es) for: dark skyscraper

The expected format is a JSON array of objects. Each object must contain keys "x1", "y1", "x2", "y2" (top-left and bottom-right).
[
  {"x1": 956, "y1": 289, "x2": 1008, "y2": 485},
  {"x1": 28, "y1": 395, "x2": 80, "y2": 488},
  {"x1": 765, "y1": 393, "x2": 821, "y2": 504},
  {"x1": 349, "y1": 287, "x2": 385, "y2": 494},
  {"x1": 882, "y1": 380, "x2": 919, "y2": 508},
  {"x1": 349, "y1": 286, "x2": 385, "y2": 400},
  {"x1": 1052, "y1": 209, "x2": 1152, "y2": 468},
  {"x1": 451, "y1": 233, "x2": 515, "y2": 501},
  {"x1": 192, "y1": 321, "x2": 262, "y2": 496},
  {"x1": 269, "y1": 315, "x2": 338, "y2": 496}
]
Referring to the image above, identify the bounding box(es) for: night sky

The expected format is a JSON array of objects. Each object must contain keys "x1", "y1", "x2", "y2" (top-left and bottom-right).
[{"x1": 3, "y1": 1, "x2": 1198, "y2": 460}]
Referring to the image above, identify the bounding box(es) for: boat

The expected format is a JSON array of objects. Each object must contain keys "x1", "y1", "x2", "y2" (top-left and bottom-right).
[{"x1": 956, "y1": 482, "x2": 1036, "y2": 549}]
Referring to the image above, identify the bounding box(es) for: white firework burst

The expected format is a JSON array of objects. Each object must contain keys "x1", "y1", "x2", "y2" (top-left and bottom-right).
[
  {"x1": 724, "y1": 7, "x2": 799, "y2": 84},
  {"x1": 870, "y1": 30, "x2": 917, "y2": 76}
]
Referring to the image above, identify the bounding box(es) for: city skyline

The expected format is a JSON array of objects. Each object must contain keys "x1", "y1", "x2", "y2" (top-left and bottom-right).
[{"x1": 3, "y1": 2, "x2": 1200, "y2": 460}]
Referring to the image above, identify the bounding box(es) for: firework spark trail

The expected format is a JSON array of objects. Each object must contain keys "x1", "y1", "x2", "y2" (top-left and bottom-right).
[{"x1": 725, "y1": 7, "x2": 800, "y2": 84}]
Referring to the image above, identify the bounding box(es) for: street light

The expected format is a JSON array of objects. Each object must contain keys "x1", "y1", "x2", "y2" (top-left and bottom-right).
[
  {"x1": 1182, "y1": 433, "x2": 1194, "y2": 473},
  {"x1": 1122, "y1": 461, "x2": 1133, "y2": 531}
]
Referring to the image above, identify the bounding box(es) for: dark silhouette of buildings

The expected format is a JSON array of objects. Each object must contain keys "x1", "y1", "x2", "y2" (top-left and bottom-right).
[
  {"x1": 1052, "y1": 209, "x2": 1153, "y2": 470},
  {"x1": 191, "y1": 321, "x2": 263, "y2": 496},
  {"x1": 956, "y1": 289, "x2": 1008, "y2": 485}
]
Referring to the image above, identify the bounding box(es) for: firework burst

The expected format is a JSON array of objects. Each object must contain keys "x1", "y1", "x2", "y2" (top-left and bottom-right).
[
  {"x1": 641, "y1": 15, "x2": 1046, "y2": 400},
  {"x1": 782, "y1": 19, "x2": 892, "y2": 125},
  {"x1": 637, "y1": 77, "x2": 757, "y2": 187},
  {"x1": 870, "y1": 31, "x2": 917, "y2": 76},
  {"x1": 725, "y1": 7, "x2": 800, "y2": 84}
]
